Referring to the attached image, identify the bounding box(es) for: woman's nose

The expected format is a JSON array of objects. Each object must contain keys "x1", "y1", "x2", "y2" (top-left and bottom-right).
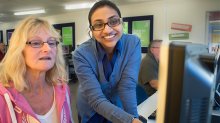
[
  {"x1": 102, "y1": 24, "x2": 113, "y2": 33},
  {"x1": 41, "y1": 42, "x2": 51, "y2": 51}
]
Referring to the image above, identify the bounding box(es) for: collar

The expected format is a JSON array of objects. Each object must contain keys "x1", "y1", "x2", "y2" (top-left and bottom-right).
[{"x1": 96, "y1": 39, "x2": 122, "y2": 61}]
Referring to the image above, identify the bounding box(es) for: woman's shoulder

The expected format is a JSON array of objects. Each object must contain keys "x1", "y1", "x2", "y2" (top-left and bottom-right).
[
  {"x1": 74, "y1": 39, "x2": 94, "y2": 52},
  {"x1": 121, "y1": 34, "x2": 140, "y2": 45},
  {"x1": 0, "y1": 83, "x2": 15, "y2": 106},
  {"x1": 72, "y1": 39, "x2": 98, "y2": 64},
  {"x1": 73, "y1": 39, "x2": 96, "y2": 57},
  {"x1": 0, "y1": 83, "x2": 10, "y2": 95},
  {"x1": 123, "y1": 34, "x2": 140, "y2": 41},
  {"x1": 119, "y1": 34, "x2": 141, "y2": 54}
]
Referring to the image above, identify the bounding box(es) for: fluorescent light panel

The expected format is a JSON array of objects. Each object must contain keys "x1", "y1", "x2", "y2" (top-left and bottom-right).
[
  {"x1": 14, "y1": 9, "x2": 45, "y2": 15},
  {"x1": 65, "y1": 2, "x2": 94, "y2": 10}
]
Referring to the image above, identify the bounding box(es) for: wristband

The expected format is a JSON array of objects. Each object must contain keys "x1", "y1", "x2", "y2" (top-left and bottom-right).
[{"x1": 139, "y1": 115, "x2": 147, "y2": 123}]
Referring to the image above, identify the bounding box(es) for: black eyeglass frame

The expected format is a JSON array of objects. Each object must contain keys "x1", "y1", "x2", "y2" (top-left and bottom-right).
[
  {"x1": 90, "y1": 18, "x2": 123, "y2": 31},
  {"x1": 150, "y1": 47, "x2": 160, "y2": 49}
]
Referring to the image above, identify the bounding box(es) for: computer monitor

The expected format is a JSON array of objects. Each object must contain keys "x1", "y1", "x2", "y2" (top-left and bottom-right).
[{"x1": 157, "y1": 41, "x2": 216, "y2": 123}]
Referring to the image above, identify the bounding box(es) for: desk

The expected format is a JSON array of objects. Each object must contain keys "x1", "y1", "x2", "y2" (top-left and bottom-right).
[{"x1": 138, "y1": 92, "x2": 158, "y2": 123}]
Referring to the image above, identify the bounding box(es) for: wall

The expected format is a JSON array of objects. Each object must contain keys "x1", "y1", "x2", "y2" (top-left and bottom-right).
[
  {"x1": 166, "y1": 0, "x2": 220, "y2": 44},
  {"x1": 0, "y1": 0, "x2": 220, "y2": 47},
  {"x1": 120, "y1": 0, "x2": 167, "y2": 40}
]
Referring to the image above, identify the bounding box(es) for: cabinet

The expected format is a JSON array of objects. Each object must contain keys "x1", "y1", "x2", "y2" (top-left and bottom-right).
[{"x1": 64, "y1": 53, "x2": 77, "y2": 83}]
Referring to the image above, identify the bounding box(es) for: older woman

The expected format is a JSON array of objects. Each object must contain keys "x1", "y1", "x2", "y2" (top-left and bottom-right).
[{"x1": 0, "y1": 16, "x2": 73, "y2": 123}]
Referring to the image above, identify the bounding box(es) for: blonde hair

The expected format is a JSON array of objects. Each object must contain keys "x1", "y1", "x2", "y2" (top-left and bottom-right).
[{"x1": 0, "y1": 16, "x2": 68, "y2": 91}]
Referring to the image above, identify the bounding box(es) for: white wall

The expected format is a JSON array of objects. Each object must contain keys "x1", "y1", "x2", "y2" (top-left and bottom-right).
[
  {"x1": 44, "y1": 9, "x2": 91, "y2": 45},
  {"x1": 166, "y1": 0, "x2": 220, "y2": 44},
  {"x1": 1, "y1": 0, "x2": 220, "y2": 47},
  {"x1": 0, "y1": 9, "x2": 91, "y2": 46}
]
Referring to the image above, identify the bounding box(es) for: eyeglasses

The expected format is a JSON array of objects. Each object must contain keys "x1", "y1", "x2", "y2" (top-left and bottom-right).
[
  {"x1": 26, "y1": 39, "x2": 59, "y2": 48},
  {"x1": 151, "y1": 47, "x2": 160, "y2": 49},
  {"x1": 90, "y1": 17, "x2": 122, "y2": 31}
]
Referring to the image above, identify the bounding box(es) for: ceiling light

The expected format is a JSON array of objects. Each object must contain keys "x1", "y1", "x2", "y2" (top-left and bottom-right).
[
  {"x1": 0, "y1": 13, "x2": 5, "y2": 17},
  {"x1": 14, "y1": 9, "x2": 45, "y2": 16},
  {"x1": 65, "y1": 2, "x2": 94, "y2": 10}
]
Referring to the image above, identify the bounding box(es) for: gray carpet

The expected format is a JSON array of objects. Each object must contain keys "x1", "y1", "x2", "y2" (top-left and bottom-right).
[{"x1": 68, "y1": 81, "x2": 79, "y2": 123}]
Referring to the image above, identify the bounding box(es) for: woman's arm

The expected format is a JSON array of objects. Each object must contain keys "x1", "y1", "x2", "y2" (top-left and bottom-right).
[
  {"x1": 118, "y1": 37, "x2": 142, "y2": 117},
  {"x1": 73, "y1": 49, "x2": 135, "y2": 123}
]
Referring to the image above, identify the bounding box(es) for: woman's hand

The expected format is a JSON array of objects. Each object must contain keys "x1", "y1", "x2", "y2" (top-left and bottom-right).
[{"x1": 132, "y1": 118, "x2": 143, "y2": 123}]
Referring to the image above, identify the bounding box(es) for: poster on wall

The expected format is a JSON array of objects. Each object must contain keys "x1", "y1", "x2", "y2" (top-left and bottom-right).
[
  {"x1": 53, "y1": 22, "x2": 75, "y2": 53},
  {"x1": 169, "y1": 33, "x2": 189, "y2": 40},
  {"x1": 210, "y1": 24, "x2": 220, "y2": 43},
  {"x1": 123, "y1": 15, "x2": 153, "y2": 53},
  {"x1": 169, "y1": 23, "x2": 192, "y2": 41},
  {"x1": 132, "y1": 20, "x2": 150, "y2": 47},
  {"x1": 123, "y1": 22, "x2": 128, "y2": 34},
  {"x1": 171, "y1": 23, "x2": 192, "y2": 32},
  {"x1": 62, "y1": 27, "x2": 73, "y2": 45},
  {"x1": 208, "y1": 24, "x2": 220, "y2": 53},
  {"x1": 207, "y1": 11, "x2": 220, "y2": 54}
]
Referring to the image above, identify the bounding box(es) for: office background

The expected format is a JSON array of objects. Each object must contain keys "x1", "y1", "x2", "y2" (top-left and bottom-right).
[
  {"x1": 0, "y1": 0, "x2": 219, "y2": 48},
  {"x1": 0, "y1": 0, "x2": 220, "y2": 122}
]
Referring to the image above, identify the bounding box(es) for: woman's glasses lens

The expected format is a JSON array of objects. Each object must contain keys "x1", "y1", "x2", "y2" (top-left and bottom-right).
[
  {"x1": 92, "y1": 18, "x2": 121, "y2": 31},
  {"x1": 108, "y1": 18, "x2": 121, "y2": 27},
  {"x1": 26, "y1": 40, "x2": 59, "y2": 48}
]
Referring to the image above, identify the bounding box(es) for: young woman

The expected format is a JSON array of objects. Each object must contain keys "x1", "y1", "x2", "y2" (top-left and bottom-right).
[{"x1": 73, "y1": 0, "x2": 142, "y2": 123}]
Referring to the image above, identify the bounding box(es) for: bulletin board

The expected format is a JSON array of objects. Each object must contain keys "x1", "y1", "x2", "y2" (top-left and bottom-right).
[{"x1": 207, "y1": 11, "x2": 220, "y2": 54}]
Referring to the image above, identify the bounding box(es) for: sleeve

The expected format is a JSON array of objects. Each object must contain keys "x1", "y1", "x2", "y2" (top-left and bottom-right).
[
  {"x1": 0, "y1": 94, "x2": 13, "y2": 123},
  {"x1": 72, "y1": 50, "x2": 135, "y2": 123},
  {"x1": 65, "y1": 84, "x2": 74, "y2": 123},
  {"x1": 118, "y1": 38, "x2": 142, "y2": 118}
]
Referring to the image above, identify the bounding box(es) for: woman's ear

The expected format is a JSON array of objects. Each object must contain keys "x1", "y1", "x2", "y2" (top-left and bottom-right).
[
  {"x1": 88, "y1": 29, "x2": 96, "y2": 41},
  {"x1": 87, "y1": 28, "x2": 92, "y2": 38}
]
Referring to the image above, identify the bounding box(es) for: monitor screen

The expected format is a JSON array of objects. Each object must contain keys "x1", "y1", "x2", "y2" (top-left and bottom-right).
[{"x1": 157, "y1": 41, "x2": 216, "y2": 123}]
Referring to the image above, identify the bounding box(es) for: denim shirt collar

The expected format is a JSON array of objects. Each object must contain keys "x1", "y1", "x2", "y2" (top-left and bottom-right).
[{"x1": 96, "y1": 39, "x2": 122, "y2": 61}]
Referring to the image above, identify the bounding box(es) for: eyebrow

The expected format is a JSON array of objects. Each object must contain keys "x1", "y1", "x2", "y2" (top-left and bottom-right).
[
  {"x1": 93, "y1": 15, "x2": 120, "y2": 23},
  {"x1": 28, "y1": 36, "x2": 56, "y2": 41}
]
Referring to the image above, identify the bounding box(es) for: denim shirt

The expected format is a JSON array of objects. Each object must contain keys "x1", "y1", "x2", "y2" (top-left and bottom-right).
[
  {"x1": 96, "y1": 40, "x2": 122, "y2": 81},
  {"x1": 72, "y1": 34, "x2": 141, "y2": 123}
]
